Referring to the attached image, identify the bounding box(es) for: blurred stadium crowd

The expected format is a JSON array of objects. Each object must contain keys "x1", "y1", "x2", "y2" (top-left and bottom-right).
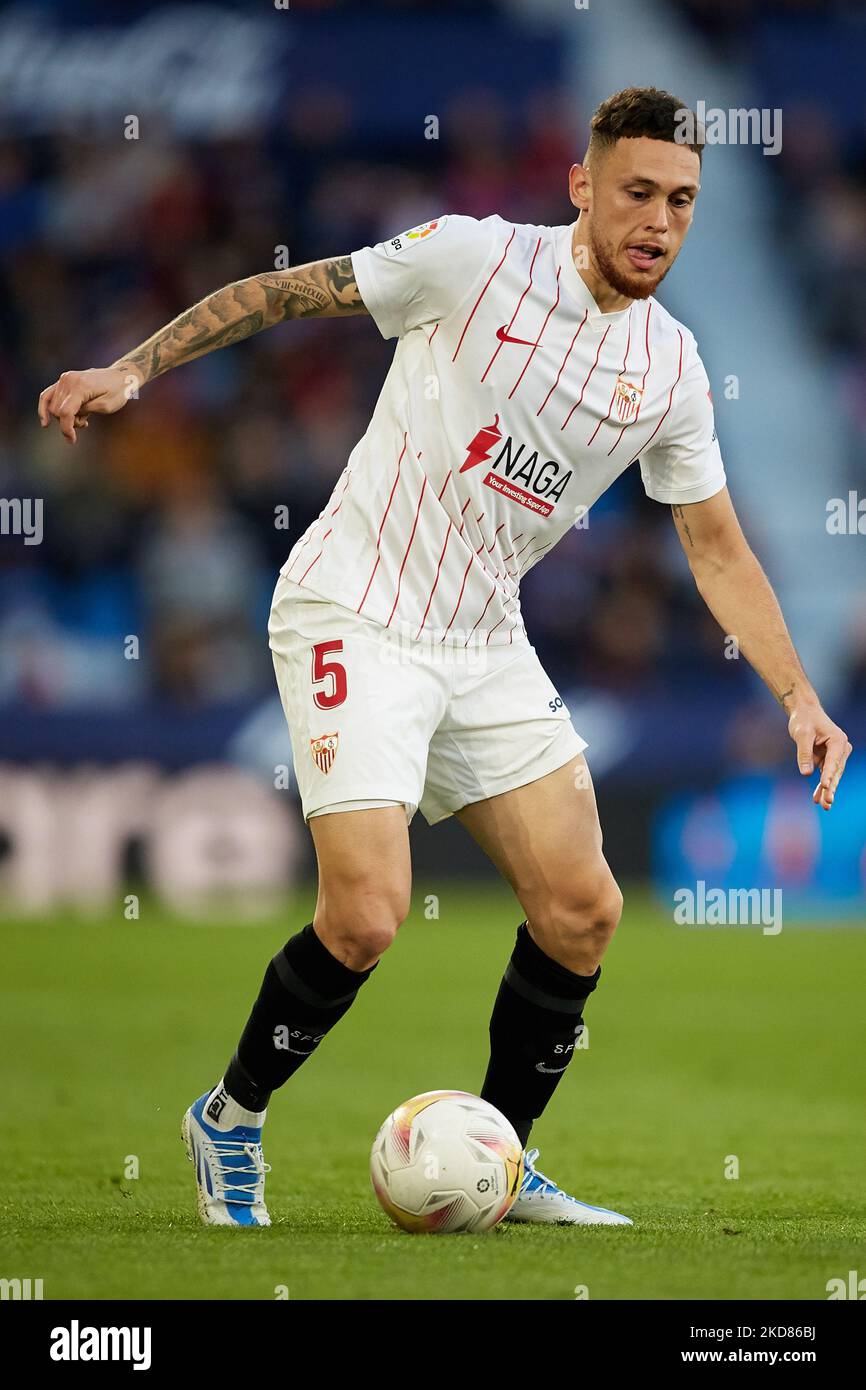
[{"x1": 0, "y1": 0, "x2": 863, "y2": 713}]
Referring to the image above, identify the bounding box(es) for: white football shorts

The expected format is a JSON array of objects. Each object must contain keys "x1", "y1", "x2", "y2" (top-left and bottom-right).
[{"x1": 268, "y1": 573, "x2": 587, "y2": 826}]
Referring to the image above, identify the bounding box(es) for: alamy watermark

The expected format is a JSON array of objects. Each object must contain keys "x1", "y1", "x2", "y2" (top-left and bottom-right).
[
  {"x1": 1, "y1": 1276, "x2": 43, "y2": 1299},
  {"x1": 49, "y1": 1321, "x2": 151, "y2": 1370},
  {"x1": 826, "y1": 492, "x2": 866, "y2": 535},
  {"x1": 376, "y1": 621, "x2": 491, "y2": 670},
  {"x1": 674, "y1": 881, "x2": 782, "y2": 935},
  {"x1": 0, "y1": 498, "x2": 42, "y2": 545},
  {"x1": 675, "y1": 102, "x2": 782, "y2": 157}
]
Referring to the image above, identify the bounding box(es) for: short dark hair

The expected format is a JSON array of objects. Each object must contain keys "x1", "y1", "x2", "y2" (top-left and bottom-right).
[{"x1": 587, "y1": 86, "x2": 704, "y2": 165}]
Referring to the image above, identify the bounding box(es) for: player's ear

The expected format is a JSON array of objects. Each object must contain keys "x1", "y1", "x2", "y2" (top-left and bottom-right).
[{"x1": 568, "y1": 162, "x2": 591, "y2": 213}]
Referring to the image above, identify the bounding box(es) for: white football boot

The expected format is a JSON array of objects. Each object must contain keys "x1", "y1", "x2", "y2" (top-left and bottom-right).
[
  {"x1": 181, "y1": 1085, "x2": 271, "y2": 1227},
  {"x1": 504, "y1": 1148, "x2": 633, "y2": 1226}
]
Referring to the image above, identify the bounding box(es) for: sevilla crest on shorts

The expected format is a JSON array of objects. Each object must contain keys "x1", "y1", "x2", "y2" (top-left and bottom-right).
[
  {"x1": 614, "y1": 376, "x2": 643, "y2": 423},
  {"x1": 311, "y1": 733, "x2": 339, "y2": 774}
]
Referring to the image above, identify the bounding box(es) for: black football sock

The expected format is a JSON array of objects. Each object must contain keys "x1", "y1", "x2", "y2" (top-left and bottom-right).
[
  {"x1": 480, "y1": 920, "x2": 600, "y2": 1149},
  {"x1": 219, "y1": 922, "x2": 378, "y2": 1115}
]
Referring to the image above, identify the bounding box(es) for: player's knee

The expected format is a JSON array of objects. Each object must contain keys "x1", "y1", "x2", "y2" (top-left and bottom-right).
[
  {"x1": 315, "y1": 885, "x2": 409, "y2": 970},
  {"x1": 535, "y1": 872, "x2": 624, "y2": 962},
  {"x1": 574, "y1": 876, "x2": 623, "y2": 949}
]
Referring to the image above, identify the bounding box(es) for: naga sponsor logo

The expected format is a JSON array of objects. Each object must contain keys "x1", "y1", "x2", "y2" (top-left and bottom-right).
[{"x1": 460, "y1": 416, "x2": 572, "y2": 516}]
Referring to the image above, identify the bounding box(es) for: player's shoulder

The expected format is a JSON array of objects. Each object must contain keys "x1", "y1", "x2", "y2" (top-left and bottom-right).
[
  {"x1": 496, "y1": 215, "x2": 568, "y2": 248},
  {"x1": 382, "y1": 211, "x2": 561, "y2": 255},
  {"x1": 647, "y1": 296, "x2": 701, "y2": 362},
  {"x1": 369, "y1": 212, "x2": 501, "y2": 268},
  {"x1": 437, "y1": 212, "x2": 566, "y2": 244}
]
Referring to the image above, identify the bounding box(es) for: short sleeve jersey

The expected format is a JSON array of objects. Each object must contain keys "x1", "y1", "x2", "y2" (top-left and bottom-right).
[{"x1": 281, "y1": 214, "x2": 726, "y2": 646}]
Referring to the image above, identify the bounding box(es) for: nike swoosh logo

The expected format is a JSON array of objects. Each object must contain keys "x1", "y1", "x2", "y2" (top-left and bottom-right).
[
  {"x1": 496, "y1": 325, "x2": 539, "y2": 348},
  {"x1": 535, "y1": 1063, "x2": 569, "y2": 1074}
]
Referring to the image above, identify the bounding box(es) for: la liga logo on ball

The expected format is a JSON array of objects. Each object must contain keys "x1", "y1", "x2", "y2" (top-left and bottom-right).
[{"x1": 370, "y1": 1090, "x2": 524, "y2": 1233}]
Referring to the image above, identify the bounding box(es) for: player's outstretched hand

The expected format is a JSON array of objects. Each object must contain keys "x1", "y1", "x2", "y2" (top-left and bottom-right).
[
  {"x1": 38, "y1": 366, "x2": 142, "y2": 444},
  {"x1": 788, "y1": 702, "x2": 852, "y2": 811}
]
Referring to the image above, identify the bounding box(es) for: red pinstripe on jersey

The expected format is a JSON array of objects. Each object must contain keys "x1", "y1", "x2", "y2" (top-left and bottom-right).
[
  {"x1": 466, "y1": 519, "x2": 496, "y2": 581},
  {"x1": 289, "y1": 468, "x2": 352, "y2": 585},
  {"x1": 626, "y1": 327, "x2": 683, "y2": 462},
  {"x1": 452, "y1": 226, "x2": 516, "y2": 362},
  {"x1": 287, "y1": 219, "x2": 722, "y2": 652},
  {"x1": 536, "y1": 310, "x2": 588, "y2": 417},
  {"x1": 414, "y1": 515, "x2": 453, "y2": 639},
  {"x1": 439, "y1": 500, "x2": 514, "y2": 625},
  {"x1": 481, "y1": 236, "x2": 542, "y2": 383},
  {"x1": 439, "y1": 553, "x2": 475, "y2": 643},
  {"x1": 356, "y1": 433, "x2": 409, "y2": 614},
  {"x1": 461, "y1": 515, "x2": 519, "y2": 587},
  {"x1": 500, "y1": 532, "x2": 524, "y2": 565},
  {"x1": 386, "y1": 471, "x2": 428, "y2": 627},
  {"x1": 608, "y1": 301, "x2": 653, "y2": 457},
  {"x1": 560, "y1": 326, "x2": 611, "y2": 431},
  {"x1": 464, "y1": 582, "x2": 498, "y2": 645},
  {"x1": 586, "y1": 306, "x2": 634, "y2": 447},
  {"x1": 466, "y1": 511, "x2": 503, "y2": 586},
  {"x1": 455, "y1": 496, "x2": 472, "y2": 534},
  {"x1": 515, "y1": 537, "x2": 557, "y2": 573},
  {"x1": 444, "y1": 505, "x2": 517, "y2": 640},
  {"x1": 507, "y1": 267, "x2": 561, "y2": 399},
  {"x1": 514, "y1": 535, "x2": 536, "y2": 561}
]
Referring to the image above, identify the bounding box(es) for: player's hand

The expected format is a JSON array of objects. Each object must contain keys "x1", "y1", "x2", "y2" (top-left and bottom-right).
[
  {"x1": 787, "y1": 701, "x2": 852, "y2": 811},
  {"x1": 37, "y1": 366, "x2": 142, "y2": 444}
]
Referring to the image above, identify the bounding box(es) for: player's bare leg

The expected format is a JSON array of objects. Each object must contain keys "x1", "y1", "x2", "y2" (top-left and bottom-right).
[
  {"x1": 183, "y1": 804, "x2": 410, "y2": 1226},
  {"x1": 455, "y1": 754, "x2": 632, "y2": 1225},
  {"x1": 308, "y1": 805, "x2": 412, "y2": 970},
  {"x1": 456, "y1": 753, "x2": 622, "y2": 977}
]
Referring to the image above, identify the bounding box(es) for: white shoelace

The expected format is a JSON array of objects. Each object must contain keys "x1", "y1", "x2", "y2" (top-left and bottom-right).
[
  {"x1": 207, "y1": 1137, "x2": 271, "y2": 1200},
  {"x1": 521, "y1": 1147, "x2": 559, "y2": 1196}
]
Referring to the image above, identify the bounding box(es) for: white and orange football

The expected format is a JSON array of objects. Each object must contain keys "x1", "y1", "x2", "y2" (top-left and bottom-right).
[{"x1": 370, "y1": 1090, "x2": 523, "y2": 1234}]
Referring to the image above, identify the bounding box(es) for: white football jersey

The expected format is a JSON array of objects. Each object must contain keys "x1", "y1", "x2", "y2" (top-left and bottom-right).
[{"x1": 280, "y1": 213, "x2": 726, "y2": 646}]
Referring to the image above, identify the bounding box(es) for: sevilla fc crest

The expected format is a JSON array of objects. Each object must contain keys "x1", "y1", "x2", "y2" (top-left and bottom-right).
[
  {"x1": 311, "y1": 733, "x2": 339, "y2": 774},
  {"x1": 614, "y1": 377, "x2": 643, "y2": 423}
]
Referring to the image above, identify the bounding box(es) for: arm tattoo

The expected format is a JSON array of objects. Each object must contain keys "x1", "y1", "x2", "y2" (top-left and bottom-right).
[
  {"x1": 672, "y1": 504, "x2": 695, "y2": 548},
  {"x1": 112, "y1": 255, "x2": 365, "y2": 385},
  {"x1": 774, "y1": 685, "x2": 795, "y2": 712},
  {"x1": 255, "y1": 255, "x2": 364, "y2": 320}
]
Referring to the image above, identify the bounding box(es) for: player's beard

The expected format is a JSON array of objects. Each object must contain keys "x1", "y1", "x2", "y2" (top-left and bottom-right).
[{"x1": 589, "y1": 223, "x2": 674, "y2": 302}]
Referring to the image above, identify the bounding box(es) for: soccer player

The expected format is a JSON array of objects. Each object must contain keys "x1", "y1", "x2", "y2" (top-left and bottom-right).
[{"x1": 39, "y1": 88, "x2": 851, "y2": 1228}]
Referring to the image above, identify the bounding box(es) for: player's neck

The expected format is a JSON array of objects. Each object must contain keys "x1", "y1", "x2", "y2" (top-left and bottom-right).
[{"x1": 571, "y1": 221, "x2": 633, "y2": 316}]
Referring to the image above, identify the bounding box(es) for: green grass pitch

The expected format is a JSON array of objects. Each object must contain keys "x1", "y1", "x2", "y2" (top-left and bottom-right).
[{"x1": 2, "y1": 883, "x2": 864, "y2": 1300}]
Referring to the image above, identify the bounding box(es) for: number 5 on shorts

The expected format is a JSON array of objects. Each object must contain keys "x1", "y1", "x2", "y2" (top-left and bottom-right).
[{"x1": 311, "y1": 640, "x2": 347, "y2": 710}]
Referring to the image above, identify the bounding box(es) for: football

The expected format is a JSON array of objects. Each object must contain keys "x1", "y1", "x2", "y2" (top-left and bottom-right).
[{"x1": 370, "y1": 1089, "x2": 524, "y2": 1233}]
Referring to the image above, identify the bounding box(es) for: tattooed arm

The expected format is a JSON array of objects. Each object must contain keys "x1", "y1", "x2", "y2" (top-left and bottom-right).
[
  {"x1": 37, "y1": 256, "x2": 366, "y2": 442},
  {"x1": 671, "y1": 486, "x2": 851, "y2": 810}
]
